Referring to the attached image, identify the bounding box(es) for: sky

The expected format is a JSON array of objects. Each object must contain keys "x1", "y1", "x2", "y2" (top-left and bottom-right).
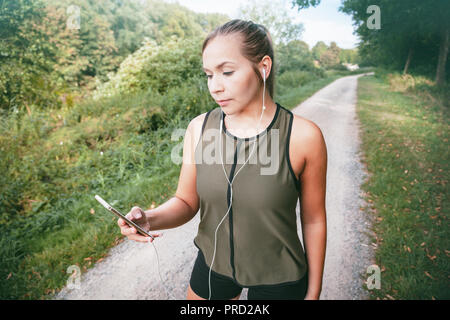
[{"x1": 167, "y1": 0, "x2": 360, "y2": 49}]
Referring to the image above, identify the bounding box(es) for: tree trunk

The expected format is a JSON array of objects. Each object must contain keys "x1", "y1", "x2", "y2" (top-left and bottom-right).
[
  {"x1": 436, "y1": 27, "x2": 449, "y2": 86},
  {"x1": 403, "y1": 47, "x2": 413, "y2": 75}
]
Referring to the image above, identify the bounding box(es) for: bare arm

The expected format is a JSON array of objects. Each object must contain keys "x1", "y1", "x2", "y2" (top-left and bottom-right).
[
  {"x1": 298, "y1": 121, "x2": 327, "y2": 299},
  {"x1": 145, "y1": 195, "x2": 196, "y2": 231},
  {"x1": 118, "y1": 113, "x2": 206, "y2": 241}
]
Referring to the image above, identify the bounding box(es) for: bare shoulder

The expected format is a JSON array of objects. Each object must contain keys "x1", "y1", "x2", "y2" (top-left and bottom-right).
[
  {"x1": 289, "y1": 114, "x2": 326, "y2": 177},
  {"x1": 291, "y1": 114, "x2": 325, "y2": 146},
  {"x1": 188, "y1": 112, "x2": 208, "y2": 131},
  {"x1": 187, "y1": 112, "x2": 209, "y2": 147}
]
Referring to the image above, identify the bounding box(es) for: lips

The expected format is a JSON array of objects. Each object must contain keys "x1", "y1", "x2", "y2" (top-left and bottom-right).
[{"x1": 216, "y1": 99, "x2": 232, "y2": 106}]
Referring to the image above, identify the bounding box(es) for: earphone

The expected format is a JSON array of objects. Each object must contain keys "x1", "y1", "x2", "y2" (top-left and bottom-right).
[{"x1": 208, "y1": 67, "x2": 267, "y2": 300}]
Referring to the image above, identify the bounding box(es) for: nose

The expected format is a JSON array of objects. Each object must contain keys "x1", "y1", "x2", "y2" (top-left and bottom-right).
[{"x1": 208, "y1": 75, "x2": 224, "y2": 95}]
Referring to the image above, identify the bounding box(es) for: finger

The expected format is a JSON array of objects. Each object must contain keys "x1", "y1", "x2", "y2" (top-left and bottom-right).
[
  {"x1": 117, "y1": 218, "x2": 126, "y2": 226},
  {"x1": 128, "y1": 206, "x2": 143, "y2": 220},
  {"x1": 147, "y1": 233, "x2": 163, "y2": 242},
  {"x1": 120, "y1": 225, "x2": 135, "y2": 236},
  {"x1": 131, "y1": 208, "x2": 143, "y2": 219},
  {"x1": 128, "y1": 234, "x2": 152, "y2": 243},
  {"x1": 150, "y1": 233, "x2": 163, "y2": 238},
  {"x1": 125, "y1": 212, "x2": 135, "y2": 221}
]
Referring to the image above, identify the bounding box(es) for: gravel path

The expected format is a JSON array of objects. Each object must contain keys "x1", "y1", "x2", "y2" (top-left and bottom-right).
[
  {"x1": 55, "y1": 73, "x2": 375, "y2": 300},
  {"x1": 292, "y1": 72, "x2": 375, "y2": 299}
]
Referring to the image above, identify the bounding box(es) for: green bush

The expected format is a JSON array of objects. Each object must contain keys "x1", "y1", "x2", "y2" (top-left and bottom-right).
[
  {"x1": 93, "y1": 36, "x2": 205, "y2": 99},
  {"x1": 276, "y1": 70, "x2": 323, "y2": 96}
]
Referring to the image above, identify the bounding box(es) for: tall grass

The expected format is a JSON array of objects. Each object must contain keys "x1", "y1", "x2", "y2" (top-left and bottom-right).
[{"x1": 0, "y1": 76, "x2": 212, "y2": 299}]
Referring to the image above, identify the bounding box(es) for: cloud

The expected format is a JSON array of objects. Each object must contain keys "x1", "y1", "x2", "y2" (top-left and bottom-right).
[{"x1": 299, "y1": 18, "x2": 359, "y2": 49}]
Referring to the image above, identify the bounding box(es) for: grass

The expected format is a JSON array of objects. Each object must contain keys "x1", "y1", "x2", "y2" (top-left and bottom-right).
[
  {"x1": 0, "y1": 67, "x2": 359, "y2": 300},
  {"x1": 356, "y1": 71, "x2": 449, "y2": 299}
]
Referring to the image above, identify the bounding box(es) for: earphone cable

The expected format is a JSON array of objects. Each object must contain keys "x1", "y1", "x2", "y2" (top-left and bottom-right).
[
  {"x1": 208, "y1": 71, "x2": 267, "y2": 300},
  {"x1": 147, "y1": 237, "x2": 178, "y2": 300}
]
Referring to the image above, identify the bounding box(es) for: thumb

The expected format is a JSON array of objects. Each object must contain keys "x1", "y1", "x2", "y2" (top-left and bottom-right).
[{"x1": 130, "y1": 206, "x2": 143, "y2": 219}]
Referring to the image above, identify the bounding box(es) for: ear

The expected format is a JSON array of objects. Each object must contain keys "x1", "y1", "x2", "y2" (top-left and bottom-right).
[{"x1": 259, "y1": 55, "x2": 272, "y2": 80}]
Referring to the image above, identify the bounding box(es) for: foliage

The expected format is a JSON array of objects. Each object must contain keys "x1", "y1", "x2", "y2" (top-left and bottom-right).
[
  {"x1": 0, "y1": 0, "x2": 374, "y2": 299},
  {"x1": 339, "y1": 48, "x2": 359, "y2": 64},
  {"x1": 237, "y1": 0, "x2": 305, "y2": 46},
  {"x1": 291, "y1": 0, "x2": 322, "y2": 10},
  {"x1": 93, "y1": 36, "x2": 205, "y2": 99},
  {"x1": 0, "y1": 69, "x2": 214, "y2": 298},
  {"x1": 276, "y1": 40, "x2": 317, "y2": 74},
  {"x1": 311, "y1": 41, "x2": 328, "y2": 61},
  {"x1": 338, "y1": 0, "x2": 450, "y2": 84},
  {"x1": 0, "y1": 0, "x2": 229, "y2": 113},
  {"x1": 319, "y1": 41, "x2": 341, "y2": 69},
  {"x1": 0, "y1": 0, "x2": 61, "y2": 112}
]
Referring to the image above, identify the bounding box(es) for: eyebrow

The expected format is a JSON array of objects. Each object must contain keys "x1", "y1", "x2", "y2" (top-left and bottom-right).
[{"x1": 202, "y1": 61, "x2": 235, "y2": 72}]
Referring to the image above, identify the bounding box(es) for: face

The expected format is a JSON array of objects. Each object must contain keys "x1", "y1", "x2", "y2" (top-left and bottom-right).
[{"x1": 202, "y1": 34, "x2": 261, "y2": 114}]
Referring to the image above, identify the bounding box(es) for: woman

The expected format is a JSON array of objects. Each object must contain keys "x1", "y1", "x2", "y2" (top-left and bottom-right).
[{"x1": 118, "y1": 19, "x2": 327, "y2": 300}]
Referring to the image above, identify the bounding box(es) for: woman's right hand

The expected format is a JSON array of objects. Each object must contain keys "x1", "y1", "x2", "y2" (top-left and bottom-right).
[{"x1": 117, "y1": 206, "x2": 162, "y2": 243}]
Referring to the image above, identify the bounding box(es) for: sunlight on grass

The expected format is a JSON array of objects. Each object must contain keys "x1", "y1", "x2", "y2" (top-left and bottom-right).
[{"x1": 356, "y1": 73, "x2": 449, "y2": 300}]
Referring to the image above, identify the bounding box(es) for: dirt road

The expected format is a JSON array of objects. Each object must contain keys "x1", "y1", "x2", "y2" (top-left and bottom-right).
[
  {"x1": 55, "y1": 73, "x2": 375, "y2": 300},
  {"x1": 292, "y1": 72, "x2": 375, "y2": 299}
]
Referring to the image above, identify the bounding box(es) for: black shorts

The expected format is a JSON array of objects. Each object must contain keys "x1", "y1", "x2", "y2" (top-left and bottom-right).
[{"x1": 189, "y1": 249, "x2": 308, "y2": 300}]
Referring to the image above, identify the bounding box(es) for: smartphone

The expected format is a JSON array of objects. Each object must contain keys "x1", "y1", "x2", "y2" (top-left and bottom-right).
[{"x1": 95, "y1": 195, "x2": 155, "y2": 240}]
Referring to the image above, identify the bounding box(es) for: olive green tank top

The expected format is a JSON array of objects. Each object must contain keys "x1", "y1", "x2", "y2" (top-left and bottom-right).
[{"x1": 193, "y1": 102, "x2": 308, "y2": 287}]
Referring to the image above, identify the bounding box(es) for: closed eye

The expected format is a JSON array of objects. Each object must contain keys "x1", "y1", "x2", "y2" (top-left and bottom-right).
[{"x1": 204, "y1": 71, "x2": 234, "y2": 79}]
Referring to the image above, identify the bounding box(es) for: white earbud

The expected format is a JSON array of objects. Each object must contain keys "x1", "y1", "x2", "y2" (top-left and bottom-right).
[{"x1": 262, "y1": 68, "x2": 266, "y2": 110}]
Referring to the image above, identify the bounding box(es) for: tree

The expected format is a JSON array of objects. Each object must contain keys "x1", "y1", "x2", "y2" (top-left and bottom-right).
[
  {"x1": 339, "y1": 0, "x2": 450, "y2": 85},
  {"x1": 292, "y1": 0, "x2": 449, "y2": 84},
  {"x1": 238, "y1": 0, "x2": 305, "y2": 46},
  {"x1": 319, "y1": 41, "x2": 341, "y2": 68},
  {"x1": 277, "y1": 40, "x2": 315, "y2": 74},
  {"x1": 312, "y1": 41, "x2": 328, "y2": 61},
  {"x1": 339, "y1": 48, "x2": 359, "y2": 64},
  {"x1": 43, "y1": 0, "x2": 119, "y2": 87},
  {"x1": 0, "y1": 0, "x2": 60, "y2": 111},
  {"x1": 291, "y1": 0, "x2": 322, "y2": 10}
]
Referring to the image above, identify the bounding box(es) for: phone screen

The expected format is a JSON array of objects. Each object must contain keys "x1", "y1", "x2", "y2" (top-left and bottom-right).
[{"x1": 95, "y1": 195, "x2": 154, "y2": 239}]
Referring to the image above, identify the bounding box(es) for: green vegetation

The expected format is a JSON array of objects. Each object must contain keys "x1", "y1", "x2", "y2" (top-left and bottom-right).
[
  {"x1": 7, "y1": 0, "x2": 445, "y2": 301},
  {"x1": 0, "y1": 0, "x2": 230, "y2": 112},
  {"x1": 0, "y1": 65, "x2": 362, "y2": 299},
  {"x1": 356, "y1": 71, "x2": 449, "y2": 299},
  {"x1": 0, "y1": 0, "x2": 366, "y2": 299},
  {"x1": 0, "y1": 75, "x2": 214, "y2": 299},
  {"x1": 293, "y1": 0, "x2": 449, "y2": 85}
]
